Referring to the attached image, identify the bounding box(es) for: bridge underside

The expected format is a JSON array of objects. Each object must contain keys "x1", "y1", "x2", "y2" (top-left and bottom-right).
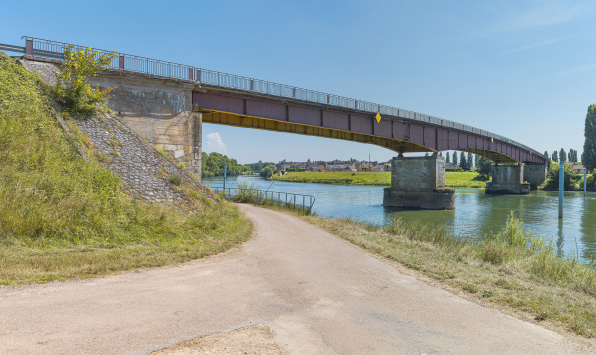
[
  {"x1": 201, "y1": 111, "x2": 428, "y2": 154},
  {"x1": 195, "y1": 90, "x2": 537, "y2": 164}
]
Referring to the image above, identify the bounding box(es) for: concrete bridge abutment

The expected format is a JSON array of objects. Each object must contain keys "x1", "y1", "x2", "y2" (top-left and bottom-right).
[
  {"x1": 90, "y1": 75, "x2": 202, "y2": 180},
  {"x1": 383, "y1": 156, "x2": 454, "y2": 210},
  {"x1": 524, "y1": 163, "x2": 547, "y2": 190},
  {"x1": 485, "y1": 164, "x2": 530, "y2": 194}
]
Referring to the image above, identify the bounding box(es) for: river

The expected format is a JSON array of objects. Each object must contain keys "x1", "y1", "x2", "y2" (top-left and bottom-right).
[{"x1": 203, "y1": 175, "x2": 596, "y2": 261}]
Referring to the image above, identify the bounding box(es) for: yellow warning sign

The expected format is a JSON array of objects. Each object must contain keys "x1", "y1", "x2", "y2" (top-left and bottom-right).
[
  {"x1": 491, "y1": 137, "x2": 494, "y2": 142},
  {"x1": 375, "y1": 112, "x2": 381, "y2": 123}
]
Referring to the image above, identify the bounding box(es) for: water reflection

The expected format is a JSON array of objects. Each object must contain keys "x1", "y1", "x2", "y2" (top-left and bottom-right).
[{"x1": 203, "y1": 176, "x2": 596, "y2": 261}]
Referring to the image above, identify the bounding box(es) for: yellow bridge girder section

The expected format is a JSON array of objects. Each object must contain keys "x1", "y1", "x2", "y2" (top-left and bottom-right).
[{"x1": 201, "y1": 111, "x2": 432, "y2": 154}]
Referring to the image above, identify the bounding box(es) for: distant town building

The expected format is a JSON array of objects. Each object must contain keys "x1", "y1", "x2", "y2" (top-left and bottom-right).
[{"x1": 573, "y1": 164, "x2": 586, "y2": 174}]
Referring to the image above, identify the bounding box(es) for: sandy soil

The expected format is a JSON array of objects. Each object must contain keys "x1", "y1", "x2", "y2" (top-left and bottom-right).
[{"x1": 151, "y1": 324, "x2": 286, "y2": 355}]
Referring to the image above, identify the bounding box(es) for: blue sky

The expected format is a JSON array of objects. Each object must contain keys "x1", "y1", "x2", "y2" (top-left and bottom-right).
[{"x1": 1, "y1": 0, "x2": 594, "y2": 164}]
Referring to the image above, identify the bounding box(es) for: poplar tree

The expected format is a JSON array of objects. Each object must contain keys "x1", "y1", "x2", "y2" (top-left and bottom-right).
[
  {"x1": 559, "y1": 148, "x2": 567, "y2": 163},
  {"x1": 467, "y1": 152, "x2": 473, "y2": 168},
  {"x1": 551, "y1": 151, "x2": 558, "y2": 163},
  {"x1": 583, "y1": 105, "x2": 596, "y2": 172},
  {"x1": 460, "y1": 152, "x2": 468, "y2": 170},
  {"x1": 452, "y1": 152, "x2": 458, "y2": 166},
  {"x1": 446, "y1": 152, "x2": 450, "y2": 164}
]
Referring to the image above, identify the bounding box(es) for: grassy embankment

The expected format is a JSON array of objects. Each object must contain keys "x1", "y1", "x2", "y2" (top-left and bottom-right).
[
  {"x1": 284, "y1": 211, "x2": 596, "y2": 338},
  {"x1": 0, "y1": 53, "x2": 252, "y2": 286},
  {"x1": 273, "y1": 171, "x2": 490, "y2": 188}
]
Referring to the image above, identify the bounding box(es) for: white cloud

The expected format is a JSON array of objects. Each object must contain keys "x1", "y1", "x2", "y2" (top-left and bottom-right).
[
  {"x1": 206, "y1": 132, "x2": 228, "y2": 154},
  {"x1": 494, "y1": 5, "x2": 582, "y2": 32},
  {"x1": 504, "y1": 35, "x2": 574, "y2": 55}
]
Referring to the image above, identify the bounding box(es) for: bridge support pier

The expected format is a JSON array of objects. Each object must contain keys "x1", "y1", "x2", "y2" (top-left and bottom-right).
[
  {"x1": 383, "y1": 156, "x2": 454, "y2": 210},
  {"x1": 524, "y1": 163, "x2": 547, "y2": 190},
  {"x1": 485, "y1": 164, "x2": 530, "y2": 194}
]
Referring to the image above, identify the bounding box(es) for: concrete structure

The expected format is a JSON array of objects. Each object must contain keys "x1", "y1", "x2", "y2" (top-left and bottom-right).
[
  {"x1": 524, "y1": 163, "x2": 548, "y2": 189},
  {"x1": 19, "y1": 58, "x2": 202, "y2": 180},
  {"x1": 485, "y1": 165, "x2": 530, "y2": 194},
  {"x1": 383, "y1": 156, "x2": 454, "y2": 210},
  {"x1": 90, "y1": 75, "x2": 202, "y2": 177}
]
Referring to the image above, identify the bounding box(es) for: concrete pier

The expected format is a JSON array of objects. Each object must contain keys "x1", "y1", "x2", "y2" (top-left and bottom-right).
[
  {"x1": 485, "y1": 164, "x2": 530, "y2": 194},
  {"x1": 524, "y1": 163, "x2": 547, "y2": 190},
  {"x1": 383, "y1": 155, "x2": 454, "y2": 210}
]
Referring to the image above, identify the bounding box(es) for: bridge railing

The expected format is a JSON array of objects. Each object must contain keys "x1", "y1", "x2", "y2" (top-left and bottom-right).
[{"x1": 20, "y1": 36, "x2": 546, "y2": 160}]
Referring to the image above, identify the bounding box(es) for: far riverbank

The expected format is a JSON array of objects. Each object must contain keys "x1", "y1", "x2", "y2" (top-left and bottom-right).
[{"x1": 271, "y1": 171, "x2": 490, "y2": 188}]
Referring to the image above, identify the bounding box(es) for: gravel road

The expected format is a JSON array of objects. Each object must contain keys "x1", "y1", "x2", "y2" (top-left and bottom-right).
[{"x1": 0, "y1": 204, "x2": 592, "y2": 354}]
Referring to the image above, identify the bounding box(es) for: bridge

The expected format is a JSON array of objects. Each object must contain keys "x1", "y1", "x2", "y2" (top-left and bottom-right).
[{"x1": 8, "y1": 37, "x2": 549, "y2": 209}]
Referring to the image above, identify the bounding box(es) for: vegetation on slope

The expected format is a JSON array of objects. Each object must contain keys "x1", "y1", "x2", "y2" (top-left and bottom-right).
[{"x1": 0, "y1": 52, "x2": 252, "y2": 285}]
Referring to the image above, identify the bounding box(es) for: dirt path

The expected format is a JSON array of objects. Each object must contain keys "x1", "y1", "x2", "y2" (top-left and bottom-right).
[{"x1": 0, "y1": 205, "x2": 592, "y2": 354}]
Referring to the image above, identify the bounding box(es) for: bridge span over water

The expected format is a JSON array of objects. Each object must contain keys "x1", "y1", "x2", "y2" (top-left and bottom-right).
[{"x1": 11, "y1": 37, "x2": 549, "y2": 209}]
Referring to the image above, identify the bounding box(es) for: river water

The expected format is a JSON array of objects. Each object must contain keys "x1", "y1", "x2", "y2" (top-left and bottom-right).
[{"x1": 203, "y1": 176, "x2": 596, "y2": 261}]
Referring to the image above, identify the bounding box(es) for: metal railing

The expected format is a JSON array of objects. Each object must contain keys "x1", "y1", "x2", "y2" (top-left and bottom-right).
[
  {"x1": 19, "y1": 36, "x2": 546, "y2": 160},
  {"x1": 210, "y1": 186, "x2": 315, "y2": 213}
]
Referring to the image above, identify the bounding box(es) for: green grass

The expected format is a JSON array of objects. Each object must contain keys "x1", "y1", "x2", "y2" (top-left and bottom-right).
[
  {"x1": 445, "y1": 171, "x2": 490, "y2": 188},
  {"x1": 272, "y1": 171, "x2": 390, "y2": 185},
  {"x1": 272, "y1": 170, "x2": 489, "y2": 188},
  {"x1": 285, "y1": 210, "x2": 596, "y2": 338},
  {"x1": 0, "y1": 52, "x2": 252, "y2": 285}
]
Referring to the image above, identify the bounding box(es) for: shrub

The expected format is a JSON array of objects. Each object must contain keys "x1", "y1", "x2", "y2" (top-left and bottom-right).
[
  {"x1": 539, "y1": 162, "x2": 581, "y2": 191},
  {"x1": 53, "y1": 45, "x2": 118, "y2": 117},
  {"x1": 169, "y1": 173, "x2": 182, "y2": 186}
]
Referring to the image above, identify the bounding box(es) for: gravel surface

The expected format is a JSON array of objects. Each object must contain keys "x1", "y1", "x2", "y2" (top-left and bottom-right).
[{"x1": 0, "y1": 205, "x2": 592, "y2": 354}]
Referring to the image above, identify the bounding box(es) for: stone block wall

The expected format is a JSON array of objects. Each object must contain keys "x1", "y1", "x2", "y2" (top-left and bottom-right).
[
  {"x1": 390, "y1": 155, "x2": 446, "y2": 191},
  {"x1": 89, "y1": 75, "x2": 202, "y2": 179},
  {"x1": 19, "y1": 58, "x2": 203, "y2": 181}
]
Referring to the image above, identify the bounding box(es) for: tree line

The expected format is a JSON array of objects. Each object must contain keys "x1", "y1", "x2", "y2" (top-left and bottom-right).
[{"x1": 201, "y1": 152, "x2": 275, "y2": 178}]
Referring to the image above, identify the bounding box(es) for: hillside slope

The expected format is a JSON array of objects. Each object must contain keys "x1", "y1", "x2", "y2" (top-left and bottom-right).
[{"x1": 0, "y1": 53, "x2": 252, "y2": 285}]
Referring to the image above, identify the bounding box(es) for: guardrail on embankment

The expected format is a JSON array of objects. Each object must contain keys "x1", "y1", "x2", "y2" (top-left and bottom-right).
[{"x1": 210, "y1": 187, "x2": 315, "y2": 214}]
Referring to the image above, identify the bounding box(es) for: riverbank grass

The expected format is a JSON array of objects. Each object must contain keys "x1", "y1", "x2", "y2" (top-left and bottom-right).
[
  {"x1": 0, "y1": 52, "x2": 252, "y2": 286},
  {"x1": 289, "y1": 211, "x2": 596, "y2": 338},
  {"x1": 272, "y1": 171, "x2": 390, "y2": 185},
  {"x1": 272, "y1": 171, "x2": 489, "y2": 188}
]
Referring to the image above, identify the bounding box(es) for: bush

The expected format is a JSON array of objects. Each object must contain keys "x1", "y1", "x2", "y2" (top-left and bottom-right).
[
  {"x1": 169, "y1": 173, "x2": 182, "y2": 186},
  {"x1": 260, "y1": 165, "x2": 274, "y2": 178},
  {"x1": 53, "y1": 45, "x2": 117, "y2": 117},
  {"x1": 539, "y1": 162, "x2": 581, "y2": 191}
]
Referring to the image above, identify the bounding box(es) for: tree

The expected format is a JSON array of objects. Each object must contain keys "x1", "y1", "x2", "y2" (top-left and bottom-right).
[
  {"x1": 467, "y1": 152, "x2": 473, "y2": 168},
  {"x1": 53, "y1": 45, "x2": 118, "y2": 117},
  {"x1": 459, "y1": 152, "x2": 468, "y2": 170},
  {"x1": 568, "y1": 149, "x2": 578, "y2": 163},
  {"x1": 260, "y1": 165, "x2": 274, "y2": 178},
  {"x1": 551, "y1": 151, "x2": 558, "y2": 163},
  {"x1": 477, "y1": 156, "x2": 493, "y2": 180},
  {"x1": 583, "y1": 105, "x2": 596, "y2": 173},
  {"x1": 544, "y1": 151, "x2": 548, "y2": 158},
  {"x1": 452, "y1": 152, "x2": 458, "y2": 166},
  {"x1": 559, "y1": 148, "x2": 567, "y2": 163},
  {"x1": 439, "y1": 152, "x2": 443, "y2": 157},
  {"x1": 475, "y1": 154, "x2": 478, "y2": 167},
  {"x1": 446, "y1": 152, "x2": 450, "y2": 164}
]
